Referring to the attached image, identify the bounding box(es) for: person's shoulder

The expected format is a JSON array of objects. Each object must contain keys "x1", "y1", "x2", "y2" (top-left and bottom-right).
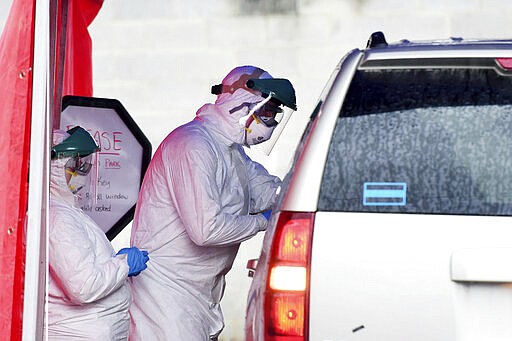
[
  {"x1": 49, "y1": 200, "x2": 87, "y2": 235},
  {"x1": 161, "y1": 120, "x2": 214, "y2": 153},
  {"x1": 49, "y1": 197, "x2": 75, "y2": 213}
]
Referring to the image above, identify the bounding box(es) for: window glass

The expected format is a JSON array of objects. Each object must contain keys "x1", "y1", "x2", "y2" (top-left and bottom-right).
[{"x1": 318, "y1": 66, "x2": 512, "y2": 215}]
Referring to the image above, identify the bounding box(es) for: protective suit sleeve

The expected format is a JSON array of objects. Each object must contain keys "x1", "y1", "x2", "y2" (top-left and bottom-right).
[
  {"x1": 242, "y1": 149, "x2": 282, "y2": 213},
  {"x1": 167, "y1": 139, "x2": 267, "y2": 247},
  {"x1": 49, "y1": 209, "x2": 130, "y2": 304}
]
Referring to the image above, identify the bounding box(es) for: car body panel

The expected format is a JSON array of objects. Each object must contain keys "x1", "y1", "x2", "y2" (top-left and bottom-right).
[{"x1": 309, "y1": 212, "x2": 512, "y2": 341}]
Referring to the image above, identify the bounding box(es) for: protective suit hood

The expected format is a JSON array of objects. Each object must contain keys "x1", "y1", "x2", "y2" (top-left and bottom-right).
[{"x1": 50, "y1": 130, "x2": 76, "y2": 206}]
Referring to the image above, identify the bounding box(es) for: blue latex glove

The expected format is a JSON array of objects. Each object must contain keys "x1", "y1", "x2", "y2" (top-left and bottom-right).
[
  {"x1": 261, "y1": 209, "x2": 272, "y2": 221},
  {"x1": 117, "y1": 247, "x2": 149, "y2": 277}
]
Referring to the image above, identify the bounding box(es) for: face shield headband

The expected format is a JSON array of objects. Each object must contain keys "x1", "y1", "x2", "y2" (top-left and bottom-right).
[
  {"x1": 211, "y1": 68, "x2": 266, "y2": 97},
  {"x1": 51, "y1": 126, "x2": 100, "y2": 160},
  {"x1": 239, "y1": 78, "x2": 297, "y2": 126},
  {"x1": 245, "y1": 78, "x2": 297, "y2": 111}
]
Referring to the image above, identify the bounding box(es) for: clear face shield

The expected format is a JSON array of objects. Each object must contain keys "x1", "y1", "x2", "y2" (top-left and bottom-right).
[
  {"x1": 52, "y1": 126, "x2": 100, "y2": 208},
  {"x1": 212, "y1": 76, "x2": 296, "y2": 154},
  {"x1": 240, "y1": 95, "x2": 294, "y2": 154},
  {"x1": 240, "y1": 78, "x2": 297, "y2": 155},
  {"x1": 65, "y1": 154, "x2": 98, "y2": 208}
]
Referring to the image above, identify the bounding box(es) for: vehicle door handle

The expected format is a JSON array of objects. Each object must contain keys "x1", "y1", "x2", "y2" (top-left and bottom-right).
[
  {"x1": 451, "y1": 248, "x2": 512, "y2": 283},
  {"x1": 246, "y1": 258, "x2": 258, "y2": 278}
]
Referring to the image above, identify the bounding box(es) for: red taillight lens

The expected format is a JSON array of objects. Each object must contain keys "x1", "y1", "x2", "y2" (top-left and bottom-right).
[
  {"x1": 270, "y1": 293, "x2": 305, "y2": 336},
  {"x1": 265, "y1": 211, "x2": 314, "y2": 341},
  {"x1": 497, "y1": 58, "x2": 512, "y2": 70},
  {"x1": 276, "y1": 218, "x2": 311, "y2": 263}
]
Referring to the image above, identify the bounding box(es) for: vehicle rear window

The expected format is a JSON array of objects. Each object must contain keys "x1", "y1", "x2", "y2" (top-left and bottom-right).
[{"x1": 318, "y1": 66, "x2": 512, "y2": 215}]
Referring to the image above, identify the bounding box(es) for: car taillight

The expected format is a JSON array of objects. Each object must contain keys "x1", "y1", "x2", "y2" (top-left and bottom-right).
[
  {"x1": 270, "y1": 293, "x2": 305, "y2": 336},
  {"x1": 497, "y1": 58, "x2": 512, "y2": 70},
  {"x1": 265, "y1": 211, "x2": 314, "y2": 341}
]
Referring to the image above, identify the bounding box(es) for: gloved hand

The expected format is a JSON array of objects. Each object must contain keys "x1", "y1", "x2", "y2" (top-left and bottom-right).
[
  {"x1": 261, "y1": 209, "x2": 272, "y2": 221},
  {"x1": 117, "y1": 247, "x2": 150, "y2": 277}
]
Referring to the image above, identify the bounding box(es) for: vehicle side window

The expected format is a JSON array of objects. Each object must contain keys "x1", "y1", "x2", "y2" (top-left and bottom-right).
[{"x1": 318, "y1": 67, "x2": 512, "y2": 216}]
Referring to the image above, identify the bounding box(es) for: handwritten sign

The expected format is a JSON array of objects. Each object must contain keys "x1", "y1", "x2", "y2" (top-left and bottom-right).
[{"x1": 60, "y1": 96, "x2": 152, "y2": 240}]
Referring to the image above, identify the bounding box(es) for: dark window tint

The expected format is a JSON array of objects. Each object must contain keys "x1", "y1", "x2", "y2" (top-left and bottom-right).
[{"x1": 318, "y1": 66, "x2": 512, "y2": 215}]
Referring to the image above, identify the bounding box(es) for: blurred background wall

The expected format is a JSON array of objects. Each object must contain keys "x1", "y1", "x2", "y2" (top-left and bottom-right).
[{"x1": 1, "y1": 1, "x2": 511, "y2": 340}]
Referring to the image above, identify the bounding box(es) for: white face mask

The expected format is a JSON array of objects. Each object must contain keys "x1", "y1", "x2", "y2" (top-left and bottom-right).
[{"x1": 245, "y1": 115, "x2": 276, "y2": 146}]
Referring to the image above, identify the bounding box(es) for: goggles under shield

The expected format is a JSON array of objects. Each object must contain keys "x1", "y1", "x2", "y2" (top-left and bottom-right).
[
  {"x1": 250, "y1": 100, "x2": 284, "y2": 127},
  {"x1": 65, "y1": 155, "x2": 94, "y2": 176}
]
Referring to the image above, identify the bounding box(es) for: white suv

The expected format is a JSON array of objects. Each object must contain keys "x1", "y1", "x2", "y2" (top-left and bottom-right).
[{"x1": 244, "y1": 32, "x2": 512, "y2": 341}]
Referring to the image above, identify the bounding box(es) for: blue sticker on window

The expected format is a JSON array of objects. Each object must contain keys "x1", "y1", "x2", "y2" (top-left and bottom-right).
[{"x1": 363, "y1": 182, "x2": 407, "y2": 206}]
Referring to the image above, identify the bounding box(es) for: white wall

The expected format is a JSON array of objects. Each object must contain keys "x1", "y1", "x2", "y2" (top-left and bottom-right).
[
  {"x1": 0, "y1": 1, "x2": 12, "y2": 24},
  {"x1": 2, "y1": 1, "x2": 511, "y2": 340}
]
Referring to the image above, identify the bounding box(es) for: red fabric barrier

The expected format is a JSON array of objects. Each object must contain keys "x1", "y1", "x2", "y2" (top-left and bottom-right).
[
  {"x1": 0, "y1": 0, "x2": 102, "y2": 338},
  {"x1": 62, "y1": 0, "x2": 103, "y2": 97},
  {"x1": 0, "y1": 0, "x2": 35, "y2": 339}
]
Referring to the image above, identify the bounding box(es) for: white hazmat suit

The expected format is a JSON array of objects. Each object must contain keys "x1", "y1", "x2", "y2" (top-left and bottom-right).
[
  {"x1": 129, "y1": 66, "x2": 282, "y2": 340},
  {"x1": 47, "y1": 130, "x2": 132, "y2": 340}
]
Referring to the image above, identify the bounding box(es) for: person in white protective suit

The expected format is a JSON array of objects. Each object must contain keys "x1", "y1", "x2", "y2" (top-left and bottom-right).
[
  {"x1": 47, "y1": 127, "x2": 150, "y2": 340},
  {"x1": 128, "y1": 65, "x2": 297, "y2": 340}
]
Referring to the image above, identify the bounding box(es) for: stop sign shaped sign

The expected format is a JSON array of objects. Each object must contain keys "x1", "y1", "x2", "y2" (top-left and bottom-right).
[{"x1": 60, "y1": 96, "x2": 152, "y2": 240}]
